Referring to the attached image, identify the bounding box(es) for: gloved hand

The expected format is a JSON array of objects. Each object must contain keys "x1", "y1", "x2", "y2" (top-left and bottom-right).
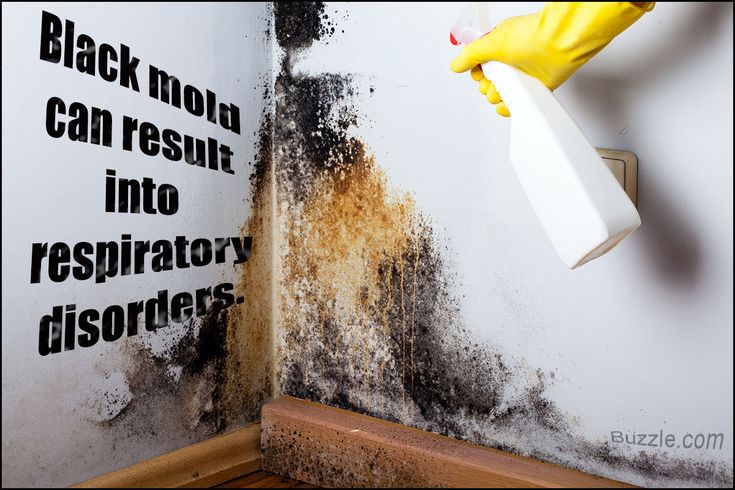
[{"x1": 451, "y1": 2, "x2": 654, "y2": 117}]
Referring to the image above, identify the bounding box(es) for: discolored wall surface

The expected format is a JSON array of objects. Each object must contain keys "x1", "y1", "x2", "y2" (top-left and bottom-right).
[{"x1": 268, "y1": 2, "x2": 733, "y2": 488}]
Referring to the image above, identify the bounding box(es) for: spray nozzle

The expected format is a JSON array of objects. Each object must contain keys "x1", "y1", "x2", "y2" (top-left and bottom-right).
[{"x1": 449, "y1": 2, "x2": 495, "y2": 46}]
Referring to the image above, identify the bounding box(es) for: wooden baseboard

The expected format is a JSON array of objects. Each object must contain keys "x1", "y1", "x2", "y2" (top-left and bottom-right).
[
  {"x1": 262, "y1": 396, "x2": 635, "y2": 488},
  {"x1": 73, "y1": 424, "x2": 261, "y2": 488},
  {"x1": 71, "y1": 397, "x2": 636, "y2": 488}
]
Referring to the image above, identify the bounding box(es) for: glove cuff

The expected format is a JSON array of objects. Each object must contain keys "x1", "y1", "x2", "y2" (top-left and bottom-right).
[{"x1": 537, "y1": 2, "x2": 653, "y2": 65}]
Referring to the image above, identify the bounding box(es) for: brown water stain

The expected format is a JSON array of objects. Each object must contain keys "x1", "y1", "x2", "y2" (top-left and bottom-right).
[{"x1": 223, "y1": 109, "x2": 275, "y2": 424}]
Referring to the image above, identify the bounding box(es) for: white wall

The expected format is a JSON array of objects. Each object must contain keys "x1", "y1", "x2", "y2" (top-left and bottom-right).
[
  {"x1": 1, "y1": 3, "x2": 269, "y2": 487},
  {"x1": 292, "y1": 1, "x2": 733, "y2": 486}
]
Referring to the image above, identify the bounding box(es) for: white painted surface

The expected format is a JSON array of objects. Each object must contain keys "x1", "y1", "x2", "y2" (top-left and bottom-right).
[
  {"x1": 1, "y1": 3, "x2": 268, "y2": 487},
  {"x1": 297, "y1": 0, "x2": 733, "y2": 473}
]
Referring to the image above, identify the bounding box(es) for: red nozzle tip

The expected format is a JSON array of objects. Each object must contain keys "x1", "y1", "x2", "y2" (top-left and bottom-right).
[{"x1": 449, "y1": 32, "x2": 459, "y2": 46}]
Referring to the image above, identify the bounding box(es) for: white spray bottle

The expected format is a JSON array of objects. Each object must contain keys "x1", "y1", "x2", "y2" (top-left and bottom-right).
[{"x1": 451, "y1": 3, "x2": 641, "y2": 269}]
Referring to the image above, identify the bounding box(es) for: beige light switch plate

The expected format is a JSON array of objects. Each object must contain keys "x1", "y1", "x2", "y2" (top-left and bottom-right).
[{"x1": 597, "y1": 148, "x2": 638, "y2": 206}]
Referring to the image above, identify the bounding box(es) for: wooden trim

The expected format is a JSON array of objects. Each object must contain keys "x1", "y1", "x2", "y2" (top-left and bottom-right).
[
  {"x1": 215, "y1": 470, "x2": 316, "y2": 488},
  {"x1": 73, "y1": 423, "x2": 261, "y2": 488},
  {"x1": 262, "y1": 396, "x2": 635, "y2": 488}
]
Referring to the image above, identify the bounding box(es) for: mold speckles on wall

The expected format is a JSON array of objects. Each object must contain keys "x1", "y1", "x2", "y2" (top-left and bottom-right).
[
  {"x1": 274, "y1": 2, "x2": 327, "y2": 50},
  {"x1": 267, "y1": 3, "x2": 733, "y2": 488},
  {"x1": 105, "y1": 286, "x2": 272, "y2": 445}
]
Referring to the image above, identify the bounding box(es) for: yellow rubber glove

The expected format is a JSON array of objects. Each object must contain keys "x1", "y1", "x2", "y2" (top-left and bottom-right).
[{"x1": 451, "y1": 2, "x2": 654, "y2": 117}]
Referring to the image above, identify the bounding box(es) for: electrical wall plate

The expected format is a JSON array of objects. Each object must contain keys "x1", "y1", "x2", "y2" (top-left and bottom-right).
[{"x1": 596, "y1": 148, "x2": 638, "y2": 207}]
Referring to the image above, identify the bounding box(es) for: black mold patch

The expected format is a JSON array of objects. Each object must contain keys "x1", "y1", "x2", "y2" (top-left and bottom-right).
[
  {"x1": 250, "y1": 106, "x2": 273, "y2": 202},
  {"x1": 102, "y1": 300, "x2": 232, "y2": 450},
  {"x1": 274, "y1": 72, "x2": 362, "y2": 202},
  {"x1": 268, "y1": 3, "x2": 733, "y2": 488},
  {"x1": 395, "y1": 235, "x2": 511, "y2": 434},
  {"x1": 274, "y1": 2, "x2": 327, "y2": 50}
]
